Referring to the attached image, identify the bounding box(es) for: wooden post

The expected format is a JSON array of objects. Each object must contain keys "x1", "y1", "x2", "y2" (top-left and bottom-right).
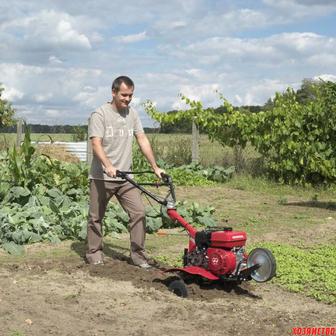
[
  {"x1": 191, "y1": 118, "x2": 199, "y2": 163},
  {"x1": 86, "y1": 118, "x2": 92, "y2": 165},
  {"x1": 16, "y1": 119, "x2": 23, "y2": 147}
]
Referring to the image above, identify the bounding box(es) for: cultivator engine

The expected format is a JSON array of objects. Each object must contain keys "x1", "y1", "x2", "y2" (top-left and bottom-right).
[{"x1": 184, "y1": 228, "x2": 248, "y2": 278}]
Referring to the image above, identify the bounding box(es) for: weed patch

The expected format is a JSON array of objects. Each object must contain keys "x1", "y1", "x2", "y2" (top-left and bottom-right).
[{"x1": 251, "y1": 242, "x2": 336, "y2": 304}]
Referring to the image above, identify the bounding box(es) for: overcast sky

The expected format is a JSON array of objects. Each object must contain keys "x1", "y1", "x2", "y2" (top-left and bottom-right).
[{"x1": 1, "y1": 0, "x2": 336, "y2": 126}]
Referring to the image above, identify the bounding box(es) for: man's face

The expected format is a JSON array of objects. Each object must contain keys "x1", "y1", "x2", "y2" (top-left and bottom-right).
[{"x1": 112, "y1": 82, "x2": 134, "y2": 110}]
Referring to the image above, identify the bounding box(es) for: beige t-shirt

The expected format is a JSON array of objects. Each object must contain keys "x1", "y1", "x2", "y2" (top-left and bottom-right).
[{"x1": 88, "y1": 102, "x2": 144, "y2": 180}]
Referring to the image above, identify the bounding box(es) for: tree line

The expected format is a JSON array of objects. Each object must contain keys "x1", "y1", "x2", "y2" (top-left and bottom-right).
[{"x1": 0, "y1": 123, "x2": 87, "y2": 134}]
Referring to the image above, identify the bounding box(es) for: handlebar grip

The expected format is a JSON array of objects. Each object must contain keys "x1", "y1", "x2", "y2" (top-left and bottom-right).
[
  {"x1": 160, "y1": 172, "x2": 171, "y2": 183},
  {"x1": 116, "y1": 170, "x2": 126, "y2": 178}
]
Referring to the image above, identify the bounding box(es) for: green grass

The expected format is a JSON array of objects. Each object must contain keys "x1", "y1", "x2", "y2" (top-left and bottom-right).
[
  {"x1": 253, "y1": 242, "x2": 336, "y2": 304},
  {"x1": 148, "y1": 133, "x2": 260, "y2": 170},
  {"x1": 9, "y1": 331, "x2": 25, "y2": 336},
  {"x1": 226, "y1": 173, "x2": 336, "y2": 199},
  {"x1": 0, "y1": 133, "x2": 75, "y2": 147}
]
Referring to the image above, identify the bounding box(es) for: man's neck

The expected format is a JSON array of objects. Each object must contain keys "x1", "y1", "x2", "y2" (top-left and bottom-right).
[{"x1": 111, "y1": 100, "x2": 128, "y2": 114}]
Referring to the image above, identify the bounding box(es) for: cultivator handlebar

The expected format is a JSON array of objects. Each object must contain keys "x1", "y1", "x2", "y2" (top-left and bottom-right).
[
  {"x1": 116, "y1": 170, "x2": 196, "y2": 238},
  {"x1": 116, "y1": 170, "x2": 176, "y2": 206}
]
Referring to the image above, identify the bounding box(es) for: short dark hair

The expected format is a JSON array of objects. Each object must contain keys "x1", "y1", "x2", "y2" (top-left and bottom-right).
[{"x1": 112, "y1": 76, "x2": 134, "y2": 92}]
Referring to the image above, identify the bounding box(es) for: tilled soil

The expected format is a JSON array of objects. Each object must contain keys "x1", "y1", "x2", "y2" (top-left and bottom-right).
[{"x1": 0, "y1": 256, "x2": 335, "y2": 336}]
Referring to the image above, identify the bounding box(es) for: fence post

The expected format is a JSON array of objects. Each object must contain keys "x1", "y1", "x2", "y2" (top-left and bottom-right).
[
  {"x1": 86, "y1": 118, "x2": 92, "y2": 165},
  {"x1": 192, "y1": 117, "x2": 199, "y2": 163},
  {"x1": 16, "y1": 119, "x2": 23, "y2": 147}
]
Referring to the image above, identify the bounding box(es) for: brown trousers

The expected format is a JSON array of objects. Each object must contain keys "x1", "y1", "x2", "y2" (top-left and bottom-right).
[{"x1": 86, "y1": 179, "x2": 146, "y2": 265}]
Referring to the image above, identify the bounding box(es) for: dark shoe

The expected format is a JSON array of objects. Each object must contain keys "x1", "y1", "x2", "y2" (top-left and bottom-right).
[
  {"x1": 138, "y1": 252, "x2": 158, "y2": 266},
  {"x1": 92, "y1": 260, "x2": 104, "y2": 266},
  {"x1": 131, "y1": 250, "x2": 156, "y2": 269},
  {"x1": 145, "y1": 257, "x2": 158, "y2": 267},
  {"x1": 86, "y1": 251, "x2": 104, "y2": 265},
  {"x1": 137, "y1": 262, "x2": 152, "y2": 270}
]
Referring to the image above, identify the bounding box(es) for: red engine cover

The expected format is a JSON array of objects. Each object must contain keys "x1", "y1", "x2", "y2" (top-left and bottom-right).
[
  {"x1": 207, "y1": 248, "x2": 236, "y2": 275},
  {"x1": 210, "y1": 230, "x2": 247, "y2": 248}
]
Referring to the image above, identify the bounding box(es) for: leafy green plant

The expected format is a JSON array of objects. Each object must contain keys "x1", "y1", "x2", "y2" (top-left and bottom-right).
[
  {"x1": 0, "y1": 84, "x2": 16, "y2": 127},
  {"x1": 145, "y1": 80, "x2": 336, "y2": 185},
  {"x1": 249, "y1": 84, "x2": 336, "y2": 185},
  {"x1": 160, "y1": 200, "x2": 217, "y2": 229},
  {"x1": 164, "y1": 137, "x2": 192, "y2": 166},
  {"x1": 179, "y1": 162, "x2": 235, "y2": 183},
  {"x1": 154, "y1": 254, "x2": 184, "y2": 267},
  {"x1": 7, "y1": 126, "x2": 35, "y2": 188},
  {"x1": 132, "y1": 144, "x2": 151, "y2": 171},
  {"x1": 72, "y1": 125, "x2": 87, "y2": 141},
  {"x1": 169, "y1": 168, "x2": 214, "y2": 186}
]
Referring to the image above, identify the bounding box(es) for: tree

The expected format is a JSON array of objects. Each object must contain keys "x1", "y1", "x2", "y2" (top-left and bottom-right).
[
  {"x1": 249, "y1": 81, "x2": 336, "y2": 184},
  {"x1": 296, "y1": 78, "x2": 320, "y2": 104},
  {"x1": 0, "y1": 85, "x2": 16, "y2": 127}
]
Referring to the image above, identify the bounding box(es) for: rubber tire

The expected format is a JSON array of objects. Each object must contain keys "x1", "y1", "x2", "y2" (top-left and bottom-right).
[
  {"x1": 168, "y1": 279, "x2": 188, "y2": 298},
  {"x1": 247, "y1": 248, "x2": 276, "y2": 282}
]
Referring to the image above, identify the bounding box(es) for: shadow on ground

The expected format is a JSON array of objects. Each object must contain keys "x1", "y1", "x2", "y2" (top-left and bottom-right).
[
  {"x1": 70, "y1": 240, "x2": 132, "y2": 264},
  {"x1": 284, "y1": 200, "x2": 336, "y2": 211}
]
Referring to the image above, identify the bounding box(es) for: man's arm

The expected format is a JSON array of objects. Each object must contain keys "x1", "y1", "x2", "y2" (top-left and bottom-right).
[
  {"x1": 91, "y1": 137, "x2": 117, "y2": 177},
  {"x1": 135, "y1": 132, "x2": 165, "y2": 178}
]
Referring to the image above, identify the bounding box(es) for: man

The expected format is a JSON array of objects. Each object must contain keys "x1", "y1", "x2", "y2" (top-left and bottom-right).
[{"x1": 86, "y1": 75, "x2": 164, "y2": 268}]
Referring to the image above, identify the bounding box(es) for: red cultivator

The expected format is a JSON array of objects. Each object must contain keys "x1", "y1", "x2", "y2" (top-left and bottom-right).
[{"x1": 117, "y1": 171, "x2": 276, "y2": 297}]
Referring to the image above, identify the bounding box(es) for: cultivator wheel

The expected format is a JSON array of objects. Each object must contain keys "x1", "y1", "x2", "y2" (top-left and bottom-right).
[
  {"x1": 247, "y1": 248, "x2": 276, "y2": 282},
  {"x1": 168, "y1": 279, "x2": 188, "y2": 298}
]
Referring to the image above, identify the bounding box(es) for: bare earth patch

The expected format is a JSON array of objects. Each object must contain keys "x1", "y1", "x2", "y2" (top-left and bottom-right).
[{"x1": 0, "y1": 256, "x2": 335, "y2": 336}]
